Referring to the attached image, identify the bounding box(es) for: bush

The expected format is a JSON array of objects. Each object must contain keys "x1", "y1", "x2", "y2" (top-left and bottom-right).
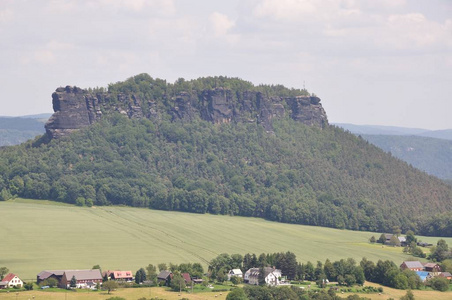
[
  {"x1": 24, "y1": 282, "x2": 34, "y2": 290},
  {"x1": 428, "y1": 277, "x2": 450, "y2": 292},
  {"x1": 75, "y1": 197, "x2": 85, "y2": 206}
]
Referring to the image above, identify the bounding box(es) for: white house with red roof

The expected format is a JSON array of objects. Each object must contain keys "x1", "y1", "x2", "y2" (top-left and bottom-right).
[
  {"x1": 0, "y1": 273, "x2": 23, "y2": 289},
  {"x1": 103, "y1": 270, "x2": 133, "y2": 281}
]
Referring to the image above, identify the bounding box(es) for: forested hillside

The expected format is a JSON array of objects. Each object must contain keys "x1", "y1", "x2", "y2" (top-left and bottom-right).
[
  {"x1": 0, "y1": 115, "x2": 49, "y2": 146},
  {"x1": 0, "y1": 75, "x2": 451, "y2": 236},
  {"x1": 362, "y1": 135, "x2": 452, "y2": 180}
]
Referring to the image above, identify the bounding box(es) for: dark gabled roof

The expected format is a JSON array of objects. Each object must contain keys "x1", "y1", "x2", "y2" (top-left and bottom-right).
[
  {"x1": 157, "y1": 270, "x2": 172, "y2": 280},
  {"x1": 63, "y1": 269, "x2": 102, "y2": 281},
  {"x1": 37, "y1": 270, "x2": 65, "y2": 280},
  {"x1": 423, "y1": 263, "x2": 440, "y2": 268}
]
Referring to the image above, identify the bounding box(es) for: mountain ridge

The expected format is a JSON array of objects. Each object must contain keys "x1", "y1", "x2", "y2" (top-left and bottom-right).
[
  {"x1": 0, "y1": 74, "x2": 451, "y2": 236},
  {"x1": 45, "y1": 74, "x2": 327, "y2": 139}
]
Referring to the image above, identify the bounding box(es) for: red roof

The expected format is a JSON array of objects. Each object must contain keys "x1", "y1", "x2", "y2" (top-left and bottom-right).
[
  {"x1": 181, "y1": 273, "x2": 191, "y2": 283},
  {"x1": 2, "y1": 273, "x2": 18, "y2": 283},
  {"x1": 113, "y1": 271, "x2": 133, "y2": 279}
]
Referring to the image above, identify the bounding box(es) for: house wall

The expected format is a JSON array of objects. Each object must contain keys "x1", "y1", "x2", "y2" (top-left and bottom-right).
[{"x1": 7, "y1": 276, "x2": 23, "y2": 288}]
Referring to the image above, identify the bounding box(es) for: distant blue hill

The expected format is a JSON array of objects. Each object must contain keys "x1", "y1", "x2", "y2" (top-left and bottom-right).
[
  {"x1": 334, "y1": 123, "x2": 452, "y2": 180},
  {"x1": 334, "y1": 123, "x2": 452, "y2": 141},
  {"x1": 0, "y1": 114, "x2": 51, "y2": 146}
]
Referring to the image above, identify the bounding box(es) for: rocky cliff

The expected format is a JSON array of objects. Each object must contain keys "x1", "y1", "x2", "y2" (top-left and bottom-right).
[{"x1": 45, "y1": 85, "x2": 328, "y2": 139}]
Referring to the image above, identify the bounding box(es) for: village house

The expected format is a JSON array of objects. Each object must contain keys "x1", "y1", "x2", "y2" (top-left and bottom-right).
[
  {"x1": 247, "y1": 267, "x2": 282, "y2": 286},
  {"x1": 423, "y1": 263, "x2": 442, "y2": 274},
  {"x1": 0, "y1": 273, "x2": 23, "y2": 289},
  {"x1": 157, "y1": 270, "x2": 173, "y2": 286},
  {"x1": 398, "y1": 236, "x2": 407, "y2": 246},
  {"x1": 103, "y1": 270, "x2": 133, "y2": 281},
  {"x1": 400, "y1": 261, "x2": 424, "y2": 272},
  {"x1": 60, "y1": 269, "x2": 103, "y2": 289},
  {"x1": 181, "y1": 273, "x2": 192, "y2": 285},
  {"x1": 439, "y1": 272, "x2": 452, "y2": 280},
  {"x1": 228, "y1": 269, "x2": 243, "y2": 280},
  {"x1": 36, "y1": 270, "x2": 65, "y2": 284},
  {"x1": 244, "y1": 268, "x2": 258, "y2": 283},
  {"x1": 415, "y1": 271, "x2": 434, "y2": 282}
]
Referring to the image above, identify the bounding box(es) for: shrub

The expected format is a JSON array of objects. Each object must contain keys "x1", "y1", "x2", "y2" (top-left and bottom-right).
[
  {"x1": 24, "y1": 282, "x2": 34, "y2": 290},
  {"x1": 428, "y1": 277, "x2": 450, "y2": 292},
  {"x1": 75, "y1": 197, "x2": 85, "y2": 206}
]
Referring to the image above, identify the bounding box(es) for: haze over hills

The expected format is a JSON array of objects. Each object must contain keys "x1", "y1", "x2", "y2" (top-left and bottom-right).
[
  {"x1": 0, "y1": 114, "x2": 51, "y2": 146},
  {"x1": 335, "y1": 123, "x2": 452, "y2": 181},
  {"x1": 335, "y1": 123, "x2": 452, "y2": 141},
  {"x1": 0, "y1": 74, "x2": 451, "y2": 237}
]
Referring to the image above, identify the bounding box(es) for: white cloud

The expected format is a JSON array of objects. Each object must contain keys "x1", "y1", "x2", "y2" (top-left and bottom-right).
[
  {"x1": 253, "y1": 0, "x2": 317, "y2": 20},
  {"x1": 379, "y1": 13, "x2": 452, "y2": 50},
  {"x1": 0, "y1": 8, "x2": 13, "y2": 23},
  {"x1": 20, "y1": 40, "x2": 75, "y2": 65},
  {"x1": 209, "y1": 12, "x2": 235, "y2": 37}
]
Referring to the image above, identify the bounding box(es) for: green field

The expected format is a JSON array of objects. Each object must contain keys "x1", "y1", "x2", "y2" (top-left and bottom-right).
[{"x1": 1, "y1": 199, "x2": 451, "y2": 281}]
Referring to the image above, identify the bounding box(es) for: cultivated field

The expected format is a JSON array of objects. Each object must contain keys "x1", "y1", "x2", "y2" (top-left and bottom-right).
[{"x1": 1, "y1": 199, "x2": 451, "y2": 281}]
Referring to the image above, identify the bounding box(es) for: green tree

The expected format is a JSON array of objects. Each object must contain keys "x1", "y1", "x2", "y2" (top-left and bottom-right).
[
  {"x1": 70, "y1": 275, "x2": 77, "y2": 288},
  {"x1": 0, "y1": 188, "x2": 12, "y2": 201},
  {"x1": 135, "y1": 268, "x2": 146, "y2": 284},
  {"x1": 102, "y1": 280, "x2": 118, "y2": 294},
  {"x1": 440, "y1": 259, "x2": 452, "y2": 272},
  {"x1": 430, "y1": 239, "x2": 450, "y2": 262},
  {"x1": 146, "y1": 264, "x2": 157, "y2": 285},
  {"x1": 86, "y1": 198, "x2": 94, "y2": 207},
  {"x1": 428, "y1": 277, "x2": 450, "y2": 292},
  {"x1": 158, "y1": 263, "x2": 168, "y2": 272},
  {"x1": 75, "y1": 196, "x2": 85, "y2": 206},
  {"x1": 324, "y1": 259, "x2": 336, "y2": 281},
  {"x1": 400, "y1": 290, "x2": 415, "y2": 300},
  {"x1": 41, "y1": 277, "x2": 58, "y2": 288},
  {"x1": 231, "y1": 276, "x2": 243, "y2": 285},
  {"x1": 0, "y1": 267, "x2": 9, "y2": 280},
  {"x1": 24, "y1": 282, "x2": 34, "y2": 290},
  {"x1": 226, "y1": 287, "x2": 248, "y2": 300},
  {"x1": 405, "y1": 230, "x2": 417, "y2": 245},
  {"x1": 370, "y1": 236, "x2": 376, "y2": 243},
  {"x1": 378, "y1": 234, "x2": 386, "y2": 244},
  {"x1": 92, "y1": 264, "x2": 101, "y2": 271},
  {"x1": 389, "y1": 235, "x2": 401, "y2": 247},
  {"x1": 170, "y1": 272, "x2": 186, "y2": 292},
  {"x1": 344, "y1": 274, "x2": 356, "y2": 286}
]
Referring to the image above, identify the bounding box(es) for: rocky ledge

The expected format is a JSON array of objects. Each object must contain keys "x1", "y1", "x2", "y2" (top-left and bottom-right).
[{"x1": 45, "y1": 86, "x2": 328, "y2": 139}]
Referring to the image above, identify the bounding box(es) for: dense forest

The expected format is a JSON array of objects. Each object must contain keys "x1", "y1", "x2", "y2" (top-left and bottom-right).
[
  {"x1": 361, "y1": 134, "x2": 452, "y2": 180},
  {"x1": 0, "y1": 75, "x2": 451, "y2": 236}
]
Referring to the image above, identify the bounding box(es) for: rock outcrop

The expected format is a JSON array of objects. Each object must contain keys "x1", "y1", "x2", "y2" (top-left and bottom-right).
[{"x1": 45, "y1": 86, "x2": 328, "y2": 139}]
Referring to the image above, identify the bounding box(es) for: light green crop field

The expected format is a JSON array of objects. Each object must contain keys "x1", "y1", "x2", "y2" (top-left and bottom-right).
[{"x1": 1, "y1": 199, "x2": 451, "y2": 281}]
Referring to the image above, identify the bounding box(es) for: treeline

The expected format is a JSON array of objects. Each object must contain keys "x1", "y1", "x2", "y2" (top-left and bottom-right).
[
  {"x1": 1, "y1": 75, "x2": 452, "y2": 236},
  {"x1": 229, "y1": 285, "x2": 372, "y2": 300},
  {"x1": 209, "y1": 252, "x2": 451, "y2": 292},
  {"x1": 104, "y1": 73, "x2": 310, "y2": 107}
]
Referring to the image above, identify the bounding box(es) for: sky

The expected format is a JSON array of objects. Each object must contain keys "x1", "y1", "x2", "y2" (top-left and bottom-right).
[{"x1": 0, "y1": 0, "x2": 451, "y2": 130}]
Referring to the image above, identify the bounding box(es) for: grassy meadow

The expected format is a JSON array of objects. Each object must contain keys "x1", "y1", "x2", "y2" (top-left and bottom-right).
[
  {"x1": 1, "y1": 198, "x2": 451, "y2": 282},
  {"x1": 1, "y1": 283, "x2": 451, "y2": 300}
]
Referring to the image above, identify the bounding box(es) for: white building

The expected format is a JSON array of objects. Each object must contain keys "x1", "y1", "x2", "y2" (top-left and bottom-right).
[
  {"x1": 0, "y1": 273, "x2": 23, "y2": 289},
  {"x1": 246, "y1": 267, "x2": 282, "y2": 286},
  {"x1": 228, "y1": 269, "x2": 243, "y2": 280}
]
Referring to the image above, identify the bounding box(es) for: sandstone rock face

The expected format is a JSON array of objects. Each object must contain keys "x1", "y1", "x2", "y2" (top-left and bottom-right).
[{"x1": 45, "y1": 86, "x2": 328, "y2": 139}]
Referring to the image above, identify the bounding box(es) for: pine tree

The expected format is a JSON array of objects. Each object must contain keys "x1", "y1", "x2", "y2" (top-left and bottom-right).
[{"x1": 70, "y1": 275, "x2": 77, "y2": 288}]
